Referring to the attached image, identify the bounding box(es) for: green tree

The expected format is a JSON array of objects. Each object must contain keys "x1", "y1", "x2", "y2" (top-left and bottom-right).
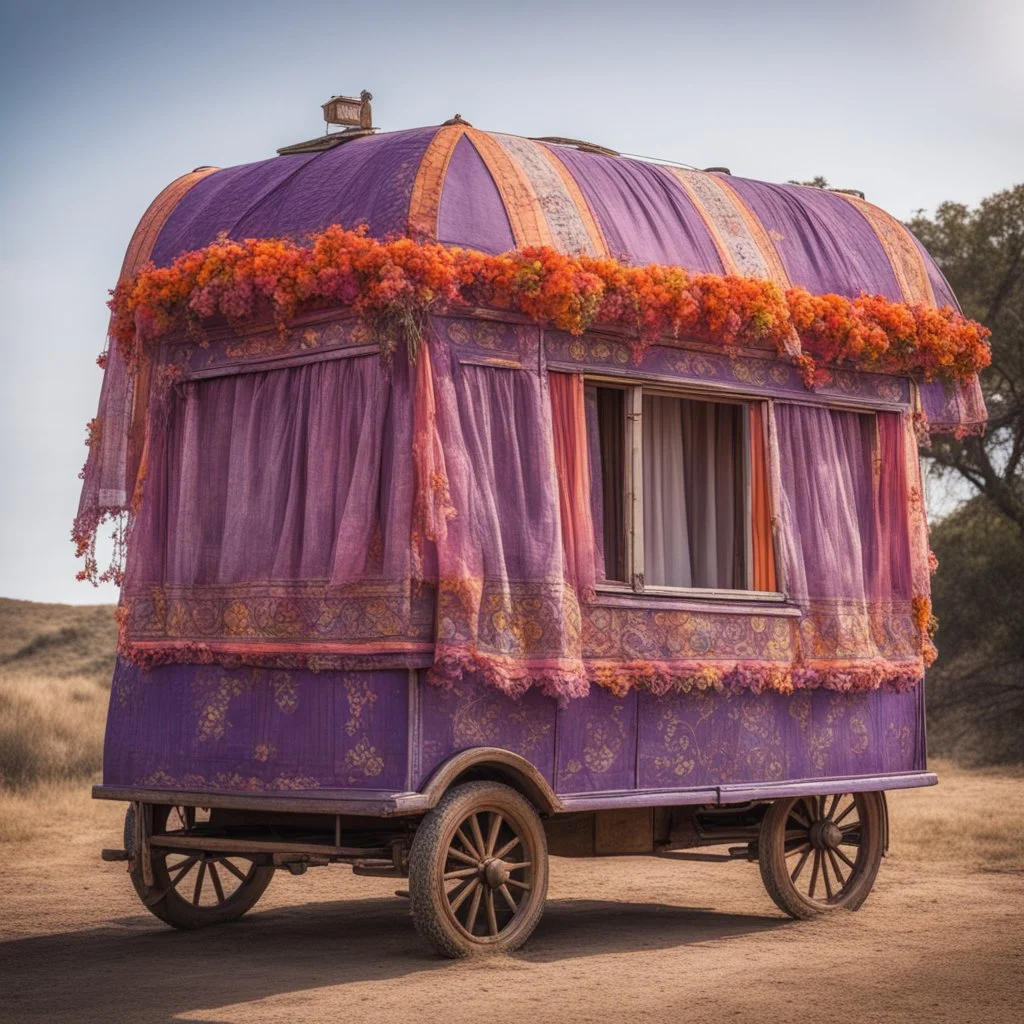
[
  {"x1": 926, "y1": 498, "x2": 1024, "y2": 763},
  {"x1": 906, "y1": 186, "x2": 1024, "y2": 762},
  {"x1": 907, "y1": 186, "x2": 1024, "y2": 532}
]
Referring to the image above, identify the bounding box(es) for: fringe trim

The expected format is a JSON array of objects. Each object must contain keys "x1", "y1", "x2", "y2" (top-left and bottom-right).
[{"x1": 119, "y1": 643, "x2": 924, "y2": 699}]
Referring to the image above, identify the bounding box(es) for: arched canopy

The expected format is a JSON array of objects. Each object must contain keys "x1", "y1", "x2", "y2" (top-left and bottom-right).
[{"x1": 142, "y1": 124, "x2": 955, "y2": 310}]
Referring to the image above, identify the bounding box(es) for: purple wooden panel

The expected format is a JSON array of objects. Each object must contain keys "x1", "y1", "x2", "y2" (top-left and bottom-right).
[
  {"x1": 637, "y1": 686, "x2": 923, "y2": 790},
  {"x1": 555, "y1": 686, "x2": 637, "y2": 794},
  {"x1": 103, "y1": 659, "x2": 408, "y2": 793},
  {"x1": 416, "y1": 671, "x2": 557, "y2": 788}
]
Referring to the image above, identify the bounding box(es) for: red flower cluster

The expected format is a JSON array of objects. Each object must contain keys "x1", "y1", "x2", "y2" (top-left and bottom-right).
[{"x1": 107, "y1": 226, "x2": 991, "y2": 384}]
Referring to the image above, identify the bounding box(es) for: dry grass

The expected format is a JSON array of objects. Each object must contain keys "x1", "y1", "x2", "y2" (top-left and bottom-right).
[
  {"x1": 0, "y1": 599, "x2": 116, "y2": 840},
  {"x1": 889, "y1": 758, "x2": 1024, "y2": 873},
  {"x1": 0, "y1": 672, "x2": 109, "y2": 787}
]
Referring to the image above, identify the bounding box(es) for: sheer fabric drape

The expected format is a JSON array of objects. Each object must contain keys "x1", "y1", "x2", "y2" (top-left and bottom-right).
[
  {"x1": 428, "y1": 350, "x2": 587, "y2": 698},
  {"x1": 126, "y1": 354, "x2": 411, "y2": 589},
  {"x1": 549, "y1": 373, "x2": 597, "y2": 597},
  {"x1": 774, "y1": 404, "x2": 912, "y2": 603},
  {"x1": 774, "y1": 403, "x2": 924, "y2": 688}
]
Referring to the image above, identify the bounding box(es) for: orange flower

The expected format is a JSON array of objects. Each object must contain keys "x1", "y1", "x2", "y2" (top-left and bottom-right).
[{"x1": 106, "y1": 226, "x2": 991, "y2": 385}]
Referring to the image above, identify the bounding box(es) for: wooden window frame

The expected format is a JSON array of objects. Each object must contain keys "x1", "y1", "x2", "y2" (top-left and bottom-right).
[{"x1": 588, "y1": 376, "x2": 785, "y2": 604}]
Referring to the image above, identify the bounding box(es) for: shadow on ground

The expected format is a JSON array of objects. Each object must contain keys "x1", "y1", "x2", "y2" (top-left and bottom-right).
[{"x1": 3, "y1": 895, "x2": 786, "y2": 1023}]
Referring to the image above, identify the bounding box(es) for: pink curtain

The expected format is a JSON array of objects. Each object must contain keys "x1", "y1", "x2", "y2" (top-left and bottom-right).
[
  {"x1": 549, "y1": 373, "x2": 597, "y2": 597},
  {"x1": 73, "y1": 338, "x2": 135, "y2": 582}
]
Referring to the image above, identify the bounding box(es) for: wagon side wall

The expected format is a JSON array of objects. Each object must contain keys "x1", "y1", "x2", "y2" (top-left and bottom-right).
[{"x1": 102, "y1": 659, "x2": 925, "y2": 802}]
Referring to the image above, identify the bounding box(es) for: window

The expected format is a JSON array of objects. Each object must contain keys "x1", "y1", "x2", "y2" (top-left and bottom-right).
[{"x1": 585, "y1": 382, "x2": 777, "y2": 597}]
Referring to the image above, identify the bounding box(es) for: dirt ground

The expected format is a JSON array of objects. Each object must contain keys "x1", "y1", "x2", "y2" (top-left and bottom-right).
[{"x1": 2, "y1": 769, "x2": 1022, "y2": 1024}]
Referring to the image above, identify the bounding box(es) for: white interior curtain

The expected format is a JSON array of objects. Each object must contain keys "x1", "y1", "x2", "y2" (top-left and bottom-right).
[
  {"x1": 643, "y1": 395, "x2": 692, "y2": 586},
  {"x1": 643, "y1": 395, "x2": 741, "y2": 589}
]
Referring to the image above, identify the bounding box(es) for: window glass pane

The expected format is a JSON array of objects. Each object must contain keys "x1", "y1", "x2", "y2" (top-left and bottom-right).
[
  {"x1": 585, "y1": 386, "x2": 626, "y2": 582},
  {"x1": 643, "y1": 394, "x2": 745, "y2": 589}
]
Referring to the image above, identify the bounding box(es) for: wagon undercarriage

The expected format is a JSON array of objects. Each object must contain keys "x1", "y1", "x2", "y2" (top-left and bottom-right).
[{"x1": 102, "y1": 770, "x2": 895, "y2": 956}]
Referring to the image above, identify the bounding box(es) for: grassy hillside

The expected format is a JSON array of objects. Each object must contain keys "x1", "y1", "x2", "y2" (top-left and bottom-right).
[{"x1": 0, "y1": 599, "x2": 117, "y2": 797}]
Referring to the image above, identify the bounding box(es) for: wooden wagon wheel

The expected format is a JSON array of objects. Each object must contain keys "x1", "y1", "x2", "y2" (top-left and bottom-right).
[
  {"x1": 408, "y1": 781, "x2": 549, "y2": 957},
  {"x1": 758, "y1": 791, "x2": 885, "y2": 919},
  {"x1": 124, "y1": 804, "x2": 274, "y2": 930}
]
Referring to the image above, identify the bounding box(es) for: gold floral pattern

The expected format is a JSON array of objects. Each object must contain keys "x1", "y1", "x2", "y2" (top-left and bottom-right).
[
  {"x1": 343, "y1": 674, "x2": 378, "y2": 737},
  {"x1": 193, "y1": 669, "x2": 299, "y2": 743},
  {"x1": 344, "y1": 739, "x2": 385, "y2": 782}
]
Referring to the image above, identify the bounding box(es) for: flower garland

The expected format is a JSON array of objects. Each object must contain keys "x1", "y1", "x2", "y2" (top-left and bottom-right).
[{"x1": 107, "y1": 225, "x2": 991, "y2": 385}]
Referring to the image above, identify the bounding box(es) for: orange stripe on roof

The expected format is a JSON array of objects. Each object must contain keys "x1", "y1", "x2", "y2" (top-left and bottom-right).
[
  {"x1": 663, "y1": 167, "x2": 790, "y2": 287},
  {"x1": 119, "y1": 167, "x2": 219, "y2": 280},
  {"x1": 713, "y1": 174, "x2": 792, "y2": 286},
  {"x1": 664, "y1": 167, "x2": 740, "y2": 275},
  {"x1": 465, "y1": 128, "x2": 554, "y2": 248},
  {"x1": 831, "y1": 193, "x2": 936, "y2": 306},
  {"x1": 537, "y1": 144, "x2": 610, "y2": 257},
  {"x1": 407, "y1": 124, "x2": 468, "y2": 241}
]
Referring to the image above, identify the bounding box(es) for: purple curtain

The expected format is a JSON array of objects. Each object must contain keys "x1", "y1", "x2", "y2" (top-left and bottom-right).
[
  {"x1": 427, "y1": 342, "x2": 587, "y2": 700},
  {"x1": 119, "y1": 353, "x2": 432, "y2": 666},
  {"x1": 128, "y1": 355, "x2": 410, "y2": 587},
  {"x1": 774, "y1": 404, "x2": 923, "y2": 689}
]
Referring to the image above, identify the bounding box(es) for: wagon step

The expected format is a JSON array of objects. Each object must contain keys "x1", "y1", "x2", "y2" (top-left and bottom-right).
[
  {"x1": 101, "y1": 848, "x2": 130, "y2": 862},
  {"x1": 352, "y1": 857, "x2": 404, "y2": 877}
]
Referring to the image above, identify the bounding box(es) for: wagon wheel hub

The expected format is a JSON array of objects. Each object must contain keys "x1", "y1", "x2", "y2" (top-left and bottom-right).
[
  {"x1": 810, "y1": 819, "x2": 843, "y2": 850},
  {"x1": 483, "y1": 857, "x2": 510, "y2": 888}
]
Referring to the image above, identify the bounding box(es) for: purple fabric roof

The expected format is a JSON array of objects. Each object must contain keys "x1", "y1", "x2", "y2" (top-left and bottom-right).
[{"x1": 146, "y1": 123, "x2": 958, "y2": 312}]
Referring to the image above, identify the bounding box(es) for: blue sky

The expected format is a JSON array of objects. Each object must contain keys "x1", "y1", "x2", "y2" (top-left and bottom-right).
[{"x1": 1, "y1": 0, "x2": 1021, "y2": 604}]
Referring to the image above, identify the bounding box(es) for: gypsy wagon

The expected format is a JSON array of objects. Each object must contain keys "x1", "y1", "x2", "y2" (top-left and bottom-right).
[{"x1": 78, "y1": 97, "x2": 989, "y2": 956}]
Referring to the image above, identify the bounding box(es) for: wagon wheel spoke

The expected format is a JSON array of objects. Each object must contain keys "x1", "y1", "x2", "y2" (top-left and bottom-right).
[
  {"x1": 485, "y1": 812, "x2": 503, "y2": 857},
  {"x1": 834, "y1": 845, "x2": 857, "y2": 871},
  {"x1": 485, "y1": 889, "x2": 498, "y2": 936},
  {"x1": 455, "y1": 827, "x2": 482, "y2": 861},
  {"x1": 493, "y1": 836, "x2": 521, "y2": 860},
  {"x1": 192, "y1": 861, "x2": 207, "y2": 905},
  {"x1": 826, "y1": 794, "x2": 841, "y2": 821},
  {"x1": 219, "y1": 858, "x2": 249, "y2": 883},
  {"x1": 802, "y1": 797, "x2": 819, "y2": 824},
  {"x1": 446, "y1": 845, "x2": 479, "y2": 868},
  {"x1": 821, "y1": 853, "x2": 834, "y2": 900},
  {"x1": 505, "y1": 878, "x2": 532, "y2": 891},
  {"x1": 808, "y1": 851, "x2": 821, "y2": 899},
  {"x1": 785, "y1": 841, "x2": 812, "y2": 859},
  {"x1": 789, "y1": 809, "x2": 812, "y2": 830},
  {"x1": 444, "y1": 866, "x2": 480, "y2": 881},
  {"x1": 168, "y1": 856, "x2": 198, "y2": 890},
  {"x1": 833, "y1": 800, "x2": 857, "y2": 827},
  {"x1": 498, "y1": 884, "x2": 518, "y2": 912},
  {"x1": 469, "y1": 815, "x2": 487, "y2": 862},
  {"x1": 465, "y1": 882, "x2": 484, "y2": 936},
  {"x1": 209, "y1": 863, "x2": 226, "y2": 904},
  {"x1": 790, "y1": 845, "x2": 813, "y2": 883},
  {"x1": 826, "y1": 848, "x2": 847, "y2": 888},
  {"x1": 503, "y1": 861, "x2": 531, "y2": 872},
  {"x1": 449, "y1": 878, "x2": 479, "y2": 914}
]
